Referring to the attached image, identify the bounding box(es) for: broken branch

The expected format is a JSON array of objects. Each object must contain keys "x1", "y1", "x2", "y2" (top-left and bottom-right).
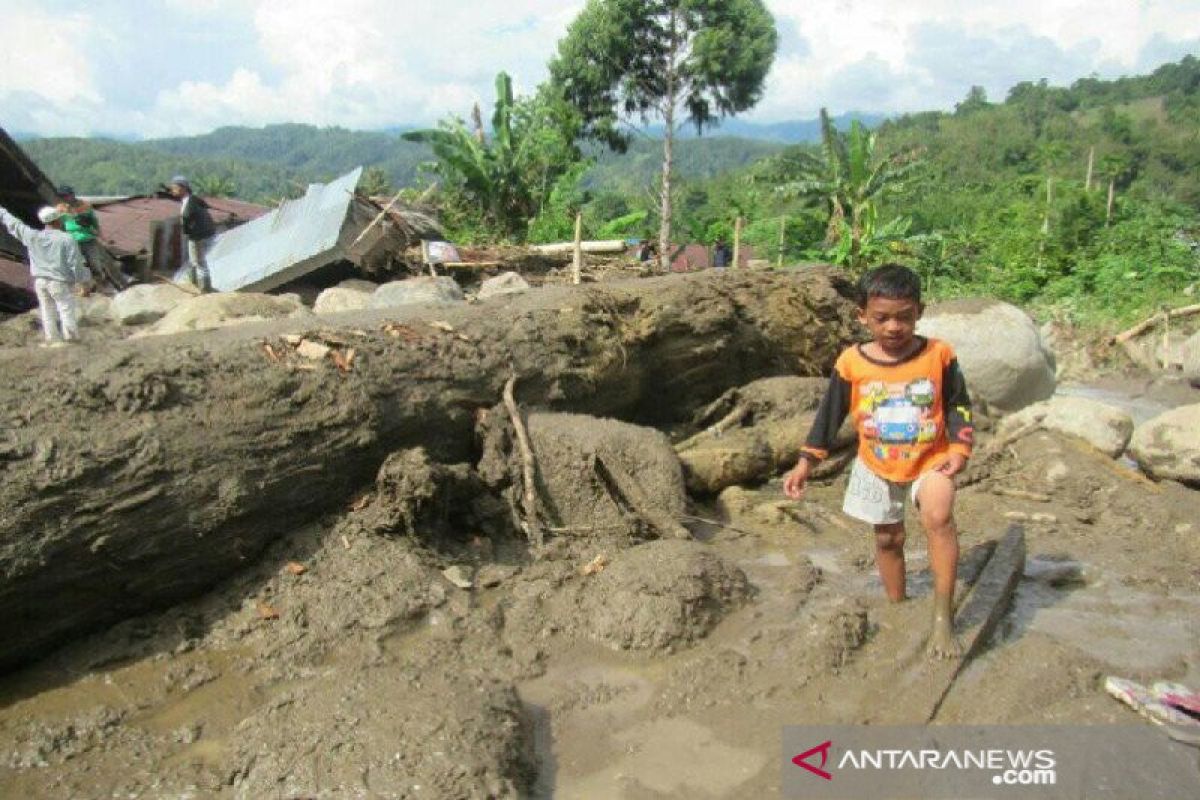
[{"x1": 503, "y1": 375, "x2": 543, "y2": 550}]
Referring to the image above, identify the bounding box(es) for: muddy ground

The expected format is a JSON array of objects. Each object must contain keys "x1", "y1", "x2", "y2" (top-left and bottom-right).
[{"x1": 1, "y1": 278, "x2": 1199, "y2": 798}]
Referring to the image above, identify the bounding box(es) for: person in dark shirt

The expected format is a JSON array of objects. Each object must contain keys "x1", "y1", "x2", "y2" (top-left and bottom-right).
[
  {"x1": 712, "y1": 238, "x2": 731, "y2": 270},
  {"x1": 784, "y1": 264, "x2": 974, "y2": 660},
  {"x1": 167, "y1": 176, "x2": 217, "y2": 293}
]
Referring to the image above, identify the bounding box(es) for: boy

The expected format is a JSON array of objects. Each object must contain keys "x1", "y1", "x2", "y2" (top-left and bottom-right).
[
  {"x1": 0, "y1": 204, "x2": 92, "y2": 346},
  {"x1": 56, "y1": 185, "x2": 127, "y2": 290},
  {"x1": 783, "y1": 264, "x2": 973, "y2": 659}
]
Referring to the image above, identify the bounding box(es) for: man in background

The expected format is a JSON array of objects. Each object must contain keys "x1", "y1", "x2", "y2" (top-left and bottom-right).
[
  {"x1": 56, "y1": 185, "x2": 127, "y2": 291},
  {"x1": 167, "y1": 176, "x2": 217, "y2": 293},
  {"x1": 0, "y1": 204, "x2": 92, "y2": 346}
]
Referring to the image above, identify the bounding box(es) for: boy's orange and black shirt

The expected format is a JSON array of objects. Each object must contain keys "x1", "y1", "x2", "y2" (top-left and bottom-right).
[{"x1": 800, "y1": 336, "x2": 974, "y2": 484}]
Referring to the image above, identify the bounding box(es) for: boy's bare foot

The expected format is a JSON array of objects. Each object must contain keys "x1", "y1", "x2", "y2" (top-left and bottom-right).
[
  {"x1": 927, "y1": 624, "x2": 962, "y2": 660},
  {"x1": 927, "y1": 591, "x2": 962, "y2": 659}
]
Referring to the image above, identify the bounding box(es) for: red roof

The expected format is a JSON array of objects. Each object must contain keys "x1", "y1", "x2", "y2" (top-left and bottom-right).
[
  {"x1": 0, "y1": 254, "x2": 31, "y2": 292},
  {"x1": 91, "y1": 195, "x2": 269, "y2": 257}
]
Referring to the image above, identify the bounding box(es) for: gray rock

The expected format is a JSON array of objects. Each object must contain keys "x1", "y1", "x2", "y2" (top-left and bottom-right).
[
  {"x1": 371, "y1": 276, "x2": 464, "y2": 309},
  {"x1": 476, "y1": 564, "x2": 518, "y2": 588},
  {"x1": 76, "y1": 294, "x2": 113, "y2": 326},
  {"x1": 313, "y1": 287, "x2": 372, "y2": 315},
  {"x1": 997, "y1": 396, "x2": 1134, "y2": 458},
  {"x1": 336, "y1": 278, "x2": 379, "y2": 293},
  {"x1": 142, "y1": 292, "x2": 306, "y2": 336},
  {"x1": 441, "y1": 565, "x2": 474, "y2": 590},
  {"x1": 917, "y1": 299, "x2": 1056, "y2": 414},
  {"x1": 477, "y1": 271, "x2": 530, "y2": 300},
  {"x1": 110, "y1": 284, "x2": 189, "y2": 325},
  {"x1": 1128, "y1": 404, "x2": 1200, "y2": 485}
]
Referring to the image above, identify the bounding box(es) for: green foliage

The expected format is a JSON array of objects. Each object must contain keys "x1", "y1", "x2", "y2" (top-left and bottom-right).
[
  {"x1": 404, "y1": 75, "x2": 583, "y2": 241},
  {"x1": 358, "y1": 166, "x2": 394, "y2": 197},
  {"x1": 191, "y1": 173, "x2": 237, "y2": 197},
  {"x1": 596, "y1": 209, "x2": 649, "y2": 238}
]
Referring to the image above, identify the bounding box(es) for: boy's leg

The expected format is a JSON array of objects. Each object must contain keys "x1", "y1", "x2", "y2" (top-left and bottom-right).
[
  {"x1": 874, "y1": 522, "x2": 907, "y2": 602},
  {"x1": 916, "y1": 470, "x2": 961, "y2": 658},
  {"x1": 33, "y1": 278, "x2": 62, "y2": 342}
]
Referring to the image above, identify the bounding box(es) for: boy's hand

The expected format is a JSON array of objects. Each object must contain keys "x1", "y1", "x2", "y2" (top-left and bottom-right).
[
  {"x1": 783, "y1": 458, "x2": 813, "y2": 499},
  {"x1": 935, "y1": 453, "x2": 967, "y2": 477}
]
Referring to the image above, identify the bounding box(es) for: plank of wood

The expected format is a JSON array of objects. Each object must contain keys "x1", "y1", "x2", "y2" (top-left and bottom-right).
[{"x1": 869, "y1": 525, "x2": 1026, "y2": 724}]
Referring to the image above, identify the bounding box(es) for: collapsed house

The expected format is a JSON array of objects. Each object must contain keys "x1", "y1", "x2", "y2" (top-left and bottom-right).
[{"x1": 0, "y1": 127, "x2": 58, "y2": 312}]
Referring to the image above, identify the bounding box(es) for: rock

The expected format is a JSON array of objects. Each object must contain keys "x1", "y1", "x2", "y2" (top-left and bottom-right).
[
  {"x1": 441, "y1": 565, "x2": 474, "y2": 590},
  {"x1": 371, "y1": 276, "x2": 464, "y2": 309},
  {"x1": 336, "y1": 278, "x2": 379, "y2": 293},
  {"x1": 110, "y1": 284, "x2": 189, "y2": 325},
  {"x1": 76, "y1": 294, "x2": 113, "y2": 326},
  {"x1": 313, "y1": 287, "x2": 371, "y2": 315},
  {"x1": 1181, "y1": 330, "x2": 1200, "y2": 376},
  {"x1": 917, "y1": 299, "x2": 1056, "y2": 413},
  {"x1": 476, "y1": 564, "x2": 518, "y2": 588},
  {"x1": 141, "y1": 292, "x2": 307, "y2": 336},
  {"x1": 477, "y1": 271, "x2": 530, "y2": 300},
  {"x1": 996, "y1": 396, "x2": 1134, "y2": 458},
  {"x1": 1128, "y1": 404, "x2": 1200, "y2": 485}
]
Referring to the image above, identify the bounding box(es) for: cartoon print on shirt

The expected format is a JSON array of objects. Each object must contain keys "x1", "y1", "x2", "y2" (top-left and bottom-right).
[{"x1": 856, "y1": 378, "x2": 943, "y2": 459}]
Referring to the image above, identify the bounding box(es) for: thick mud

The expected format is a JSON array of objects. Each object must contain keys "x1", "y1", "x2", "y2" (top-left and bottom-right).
[{"x1": 1, "y1": 273, "x2": 1199, "y2": 797}]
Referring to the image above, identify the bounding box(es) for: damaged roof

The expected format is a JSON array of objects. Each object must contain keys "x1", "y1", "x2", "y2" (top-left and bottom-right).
[
  {"x1": 91, "y1": 195, "x2": 269, "y2": 258},
  {"x1": 0, "y1": 126, "x2": 58, "y2": 263},
  {"x1": 208, "y1": 167, "x2": 364, "y2": 293}
]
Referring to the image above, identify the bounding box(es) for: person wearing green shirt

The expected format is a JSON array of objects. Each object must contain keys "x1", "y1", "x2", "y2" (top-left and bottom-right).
[{"x1": 55, "y1": 186, "x2": 127, "y2": 290}]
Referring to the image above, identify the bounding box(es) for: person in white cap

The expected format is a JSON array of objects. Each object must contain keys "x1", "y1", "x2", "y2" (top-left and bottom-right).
[
  {"x1": 167, "y1": 176, "x2": 217, "y2": 293},
  {"x1": 0, "y1": 203, "x2": 91, "y2": 346}
]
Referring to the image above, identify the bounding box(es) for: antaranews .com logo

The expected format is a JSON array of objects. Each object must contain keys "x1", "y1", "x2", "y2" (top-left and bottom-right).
[
  {"x1": 781, "y1": 725, "x2": 1196, "y2": 799},
  {"x1": 792, "y1": 738, "x2": 1057, "y2": 786}
]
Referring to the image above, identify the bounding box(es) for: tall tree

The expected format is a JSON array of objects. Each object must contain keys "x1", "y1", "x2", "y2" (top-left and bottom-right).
[{"x1": 549, "y1": 0, "x2": 777, "y2": 268}]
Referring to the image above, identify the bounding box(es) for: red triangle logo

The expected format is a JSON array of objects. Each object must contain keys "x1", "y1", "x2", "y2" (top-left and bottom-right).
[{"x1": 792, "y1": 740, "x2": 833, "y2": 780}]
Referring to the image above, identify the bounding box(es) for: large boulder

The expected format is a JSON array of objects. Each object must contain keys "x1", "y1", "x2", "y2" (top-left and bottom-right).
[
  {"x1": 371, "y1": 276, "x2": 464, "y2": 309},
  {"x1": 917, "y1": 299, "x2": 1055, "y2": 414},
  {"x1": 313, "y1": 286, "x2": 372, "y2": 315},
  {"x1": 336, "y1": 278, "x2": 379, "y2": 293},
  {"x1": 110, "y1": 284, "x2": 189, "y2": 325},
  {"x1": 1128, "y1": 404, "x2": 1200, "y2": 485},
  {"x1": 76, "y1": 294, "x2": 113, "y2": 327},
  {"x1": 142, "y1": 292, "x2": 309, "y2": 336},
  {"x1": 997, "y1": 396, "x2": 1134, "y2": 458},
  {"x1": 478, "y1": 271, "x2": 530, "y2": 300}
]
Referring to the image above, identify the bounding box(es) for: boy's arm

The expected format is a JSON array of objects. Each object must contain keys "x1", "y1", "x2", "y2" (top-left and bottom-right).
[
  {"x1": 799, "y1": 367, "x2": 853, "y2": 464},
  {"x1": 943, "y1": 358, "x2": 974, "y2": 459}
]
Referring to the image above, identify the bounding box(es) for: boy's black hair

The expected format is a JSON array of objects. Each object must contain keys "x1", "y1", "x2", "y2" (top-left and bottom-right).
[{"x1": 857, "y1": 263, "x2": 922, "y2": 307}]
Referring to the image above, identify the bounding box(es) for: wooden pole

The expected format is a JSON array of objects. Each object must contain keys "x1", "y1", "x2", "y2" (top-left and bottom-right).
[
  {"x1": 571, "y1": 211, "x2": 583, "y2": 285},
  {"x1": 777, "y1": 216, "x2": 785, "y2": 269},
  {"x1": 733, "y1": 216, "x2": 743, "y2": 269},
  {"x1": 1085, "y1": 146, "x2": 1095, "y2": 191},
  {"x1": 1106, "y1": 179, "x2": 1115, "y2": 225}
]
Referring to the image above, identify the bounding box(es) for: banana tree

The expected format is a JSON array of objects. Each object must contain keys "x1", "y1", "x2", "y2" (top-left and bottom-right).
[{"x1": 773, "y1": 108, "x2": 921, "y2": 273}]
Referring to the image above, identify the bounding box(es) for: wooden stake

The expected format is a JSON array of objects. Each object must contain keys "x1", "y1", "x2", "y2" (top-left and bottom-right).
[
  {"x1": 1085, "y1": 146, "x2": 1095, "y2": 191},
  {"x1": 777, "y1": 216, "x2": 785, "y2": 269},
  {"x1": 571, "y1": 211, "x2": 583, "y2": 286},
  {"x1": 502, "y1": 375, "x2": 543, "y2": 550},
  {"x1": 732, "y1": 216, "x2": 743, "y2": 269}
]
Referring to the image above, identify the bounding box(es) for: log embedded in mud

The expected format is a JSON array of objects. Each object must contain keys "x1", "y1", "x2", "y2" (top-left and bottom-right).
[{"x1": 0, "y1": 269, "x2": 857, "y2": 670}]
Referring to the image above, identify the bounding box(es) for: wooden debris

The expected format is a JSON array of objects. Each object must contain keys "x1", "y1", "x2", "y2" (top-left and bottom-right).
[
  {"x1": 675, "y1": 402, "x2": 751, "y2": 451},
  {"x1": 1112, "y1": 303, "x2": 1200, "y2": 343},
  {"x1": 503, "y1": 375, "x2": 543, "y2": 550},
  {"x1": 296, "y1": 340, "x2": 332, "y2": 361},
  {"x1": 281, "y1": 334, "x2": 303, "y2": 346},
  {"x1": 283, "y1": 561, "x2": 307, "y2": 576},
  {"x1": 442, "y1": 565, "x2": 474, "y2": 589},
  {"x1": 330, "y1": 347, "x2": 356, "y2": 374},
  {"x1": 261, "y1": 342, "x2": 283, "y2": 363},
  {"x1": 580, "y1": 554, "x2": 609, "y2": 576},
  {"x1": 428, "y1": 320, "x2": 455, "y2": 333},
  {"x1": 990, "y1": 487, "x2": 1051, "y2": 503},
  {"x1": 381, "y1": 322, "x2": 423, "y2": 342},
  {"x1": 340, "y1": 534, "x2": 351, "y2": 550}
]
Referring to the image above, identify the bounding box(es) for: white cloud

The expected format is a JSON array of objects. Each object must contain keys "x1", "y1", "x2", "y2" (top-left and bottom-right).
[{"x1": 1, "y1": 0, "x2": 1198, "y2": 136}]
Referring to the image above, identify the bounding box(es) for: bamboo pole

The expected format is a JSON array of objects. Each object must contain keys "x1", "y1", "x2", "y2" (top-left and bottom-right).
[
  {"x1": 733, "y1": 216, "x2": 743, "y2": 269},
  {"x1": 571, "y1": 212, "x2": 583, "y2": 285},
  {"x1": 777, "y1": 216, "x2": 785, "y2": 268}
]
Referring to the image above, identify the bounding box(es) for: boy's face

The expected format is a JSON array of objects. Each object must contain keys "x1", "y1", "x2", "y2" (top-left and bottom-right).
[{"x1": 858, "y1": 295, "x2": 923, "y2": 355}]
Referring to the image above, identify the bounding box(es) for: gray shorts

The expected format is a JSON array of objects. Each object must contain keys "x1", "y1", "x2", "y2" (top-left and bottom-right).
[{"x1": 841, "y1": 458, "x2": 933, "y2": 525}]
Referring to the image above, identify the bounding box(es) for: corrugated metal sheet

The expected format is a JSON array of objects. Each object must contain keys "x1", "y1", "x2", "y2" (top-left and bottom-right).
[
  {"x1": 91, "y1": 195, "x2": 268, "y2": 258},
  {"x1": 207, "y1": 167, "x2": 363, "y2": 293}
]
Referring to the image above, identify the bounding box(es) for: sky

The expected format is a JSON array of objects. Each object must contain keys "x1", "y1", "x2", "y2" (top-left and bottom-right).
[{"x1": 1, "y1": 0, "x2": 1198, "y2": 139}]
